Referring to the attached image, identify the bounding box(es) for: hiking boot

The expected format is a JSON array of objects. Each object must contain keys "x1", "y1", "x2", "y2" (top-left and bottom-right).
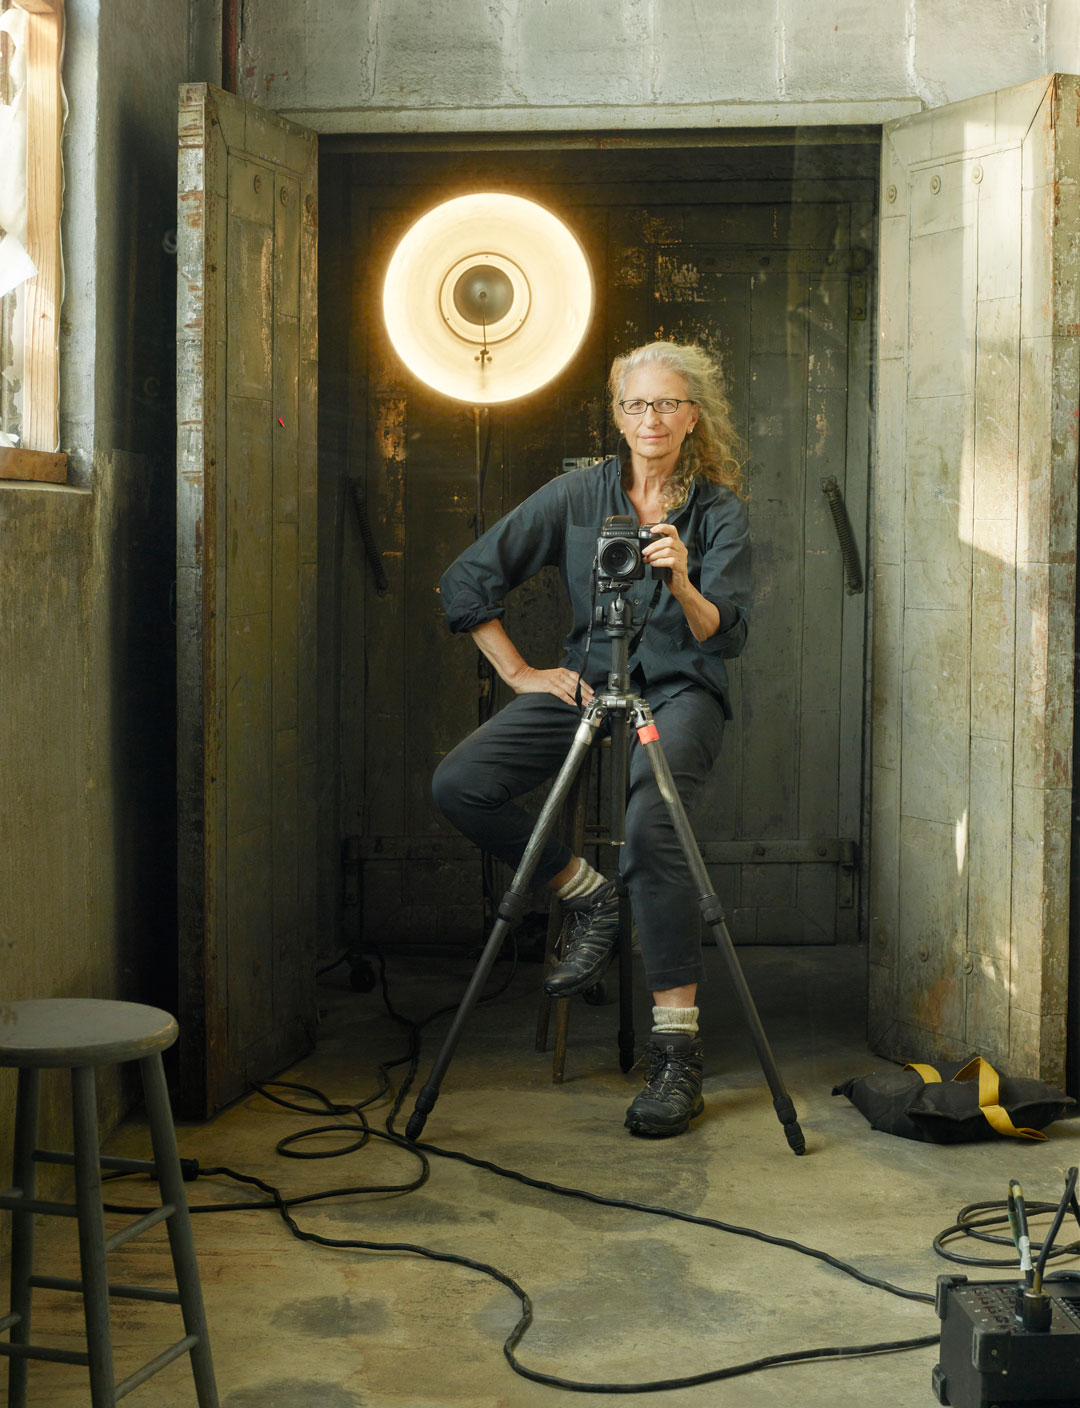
[
  {"x1": 543, "y1": 880, "x2": 620, "y2": 998},
  {"x1": 624, "y1": 1033, "x2": 704, "y2": 1137}
]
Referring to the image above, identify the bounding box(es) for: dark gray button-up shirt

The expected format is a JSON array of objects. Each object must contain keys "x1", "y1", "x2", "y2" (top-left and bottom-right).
[{"x1": 439, "y1": 450, "x2": 751, "y2": 718}]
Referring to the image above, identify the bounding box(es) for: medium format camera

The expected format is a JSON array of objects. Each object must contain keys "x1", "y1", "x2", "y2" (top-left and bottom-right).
[{"x1": 596, "y1": 515, "x2": 670, "y2": 584}]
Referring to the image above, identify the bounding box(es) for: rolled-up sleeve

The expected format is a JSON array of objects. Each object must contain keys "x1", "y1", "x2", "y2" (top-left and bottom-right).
[
  {"x1": 694, "y1": 492, "x2": 751, "y2": 659},
  {"x1": 439, "y1": 480, "x2": 568, "y2": 634}
]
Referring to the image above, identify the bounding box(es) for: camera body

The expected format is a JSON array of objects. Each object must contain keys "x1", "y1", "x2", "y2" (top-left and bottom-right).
[{"x1": 596, "y1": 515, "x2": 669, "y2": 586}]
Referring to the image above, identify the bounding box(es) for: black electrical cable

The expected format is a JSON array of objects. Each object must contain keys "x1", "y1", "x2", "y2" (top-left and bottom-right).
[
  {"x1": 109, "y1": 1136, "x2": 940, "y2": 1394},
  {"x1": 933, "y1": 1186, "x2": 1080, "y2": 1270},
  {"x1": 1033, "y1": 1165, "x2": 1080, "y2": 1291},
  {"x1": 100, "y1": 953, "x2": 948, "y2": 1394}
]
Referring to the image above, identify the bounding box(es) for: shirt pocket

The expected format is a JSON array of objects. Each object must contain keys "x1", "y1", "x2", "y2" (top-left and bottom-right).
[{"x1": 564, "y1": 525, "x2": 598, "y2": 632}]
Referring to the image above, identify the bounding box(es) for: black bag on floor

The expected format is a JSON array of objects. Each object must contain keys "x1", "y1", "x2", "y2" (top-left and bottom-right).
[{"x1": 832, "y1": 1056, "x2": 1075, "y2": 1144}]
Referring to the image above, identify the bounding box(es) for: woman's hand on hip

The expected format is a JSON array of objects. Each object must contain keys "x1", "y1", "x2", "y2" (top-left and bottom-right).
[{"x1": 512, "y1": 665, "x2": 594, "y2": 706}]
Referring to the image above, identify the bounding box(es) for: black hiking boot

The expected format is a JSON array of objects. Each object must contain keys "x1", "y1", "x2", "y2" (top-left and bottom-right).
[
  {"x1": 543, "y1": 880, "x2": 620, "y2": 998},
  {"x1": 624, "y1": 1033, "x2": 705, "y2": 1137}
]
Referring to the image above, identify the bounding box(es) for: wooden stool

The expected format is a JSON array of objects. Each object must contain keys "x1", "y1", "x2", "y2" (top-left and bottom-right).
[
  {"x1": 0, "y1": 999, "x2": 218, "y2": 1407},
  {"x1": 534, "y1": 749, "x2": 636, "y2": 1082}
]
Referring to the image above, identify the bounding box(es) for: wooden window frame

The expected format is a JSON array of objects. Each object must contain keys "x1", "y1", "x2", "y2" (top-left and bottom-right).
[{"x1": 0, "y1": 0, "x2": 65, "y2": 483}]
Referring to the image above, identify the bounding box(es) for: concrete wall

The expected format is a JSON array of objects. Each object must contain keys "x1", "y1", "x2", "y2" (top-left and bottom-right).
[
  {"x1": 0, "y1": 0, "x2": 196, "y2": 1226},
  {"x1": 237, "y1": 0, "x2": 1079, "y2": 133}
]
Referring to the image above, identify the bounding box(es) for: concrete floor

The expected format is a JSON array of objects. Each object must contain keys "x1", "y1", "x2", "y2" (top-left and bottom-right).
[{"x1": 8, "y1": 943, "x2": 1080, "y2": 1407}]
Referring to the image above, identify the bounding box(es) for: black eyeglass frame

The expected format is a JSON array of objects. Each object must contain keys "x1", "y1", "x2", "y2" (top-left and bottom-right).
[{"x1": 617, "y1": 398, "x2": 697, "y2": 416}]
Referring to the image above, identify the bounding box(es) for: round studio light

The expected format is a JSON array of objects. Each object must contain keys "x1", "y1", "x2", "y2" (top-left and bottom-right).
[{"x1": 383, "y1": 192, "x2": 593, "y2": 405}]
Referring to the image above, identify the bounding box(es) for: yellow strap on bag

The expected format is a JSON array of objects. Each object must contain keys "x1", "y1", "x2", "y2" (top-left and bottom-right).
[
  {"x1": 904, "y1": 1058, "x2": 1047, "y2": 1141},
  {"x1": 905, "y1": 1062, "x2": 942, "y2": 1084}
]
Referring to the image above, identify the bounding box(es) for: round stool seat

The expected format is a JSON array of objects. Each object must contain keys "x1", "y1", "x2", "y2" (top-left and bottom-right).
[{"x1": 0, "y1": 999, "x2": 178, "y2": 1069}]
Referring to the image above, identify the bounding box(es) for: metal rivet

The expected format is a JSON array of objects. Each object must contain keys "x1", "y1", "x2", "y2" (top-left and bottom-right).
[
  {"x1": 886, "y1": 183, "x2": 897, "y2": 204},
  {"x1": 280, "y1": 186, "x2": 289, "y2": 205},
  {"x1": 972, "y1": 163, "x2": 983, "y2": 184},
  {"x1": 760, "y1": 255, "x2": 771, "y2": 267},
  {"x1": 918, "y1": 944, "x2": 930, "y2": 961},
  {"x1": 254, "y1": 174, "x2": 262, "y2": 193},
  {"x1": 930, "y1": 174, "x2": 941, "y2": 194}
]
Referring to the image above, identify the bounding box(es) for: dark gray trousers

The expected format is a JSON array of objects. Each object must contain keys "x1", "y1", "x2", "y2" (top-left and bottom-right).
[{"x1": 431, "y1": 688, "x2": 726, "y2": 992}]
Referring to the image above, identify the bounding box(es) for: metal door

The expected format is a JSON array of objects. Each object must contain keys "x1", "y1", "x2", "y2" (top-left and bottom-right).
[
  {"x1": 604, "y1": 201, "x2": 872, "y2": 945},
  {"x1": 870, "y1": 75, "x2": 1079, "y2": 1082},
  {"x1": 331, "y1": 152, "x2": 875, "y2": 954},
  {"x1": 176, "y1": 83, "x2": 318, "y2": 1115}
]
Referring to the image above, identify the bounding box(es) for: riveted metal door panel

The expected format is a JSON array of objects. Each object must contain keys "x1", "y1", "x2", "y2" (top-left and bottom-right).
[
  {"x1": 606, "y1": 202, "x2": 871, "y2": 945},
  {"x1": 870, "y1": 76, "x2": 1080, "y2": 1084},
  {"x1": 331, "y1": 149, "x2": 874, "y2": 956},
  {"x1": 176, "y1": 83, "x2": 318, "y2": 1116}
]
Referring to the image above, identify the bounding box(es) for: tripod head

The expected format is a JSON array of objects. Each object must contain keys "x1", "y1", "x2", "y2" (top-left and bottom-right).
[
  {"x1": 589, "y1": 587, "x2": 642, "y2": 697},
  {"x1": 593, "y1": 583, "x2": 638, "y2": 634},
  {"x1": 582, "y1": 519, "x2": 664, "y2": 703}
]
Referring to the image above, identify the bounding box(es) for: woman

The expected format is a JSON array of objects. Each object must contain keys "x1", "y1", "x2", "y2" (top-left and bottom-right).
[{"x1": 432, "y1": 341, "x2": 750, "y2": 1137}]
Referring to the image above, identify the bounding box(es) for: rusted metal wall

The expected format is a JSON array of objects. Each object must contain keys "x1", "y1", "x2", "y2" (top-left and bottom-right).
[{"x1": 870, "y1": 75, "x2": 1080, "y2": 1083}]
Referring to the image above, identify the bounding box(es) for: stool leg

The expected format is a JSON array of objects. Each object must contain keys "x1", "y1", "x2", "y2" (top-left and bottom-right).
[
  {"x1": 534, "y1": 904, "x2": 562, "y2": 1053},
  {"x1": 552, "y1": 996, "x2": 571, "y2": 1083},
  {"x1": 8, "y1": 1067, "x2": 39, "y2": 1408},
  {"x1": 537, "y1": 767, "x2": 589, "y2": 1078},
  {"x1": 140, "y1": 1054, "x2": 219, "y2": 1408},
  {"x1": 71, "y1": 1065, "x2": 117, "y2": 1408},
  {"x1": 616, "y1": 893, "x2": 635, "y2": 1073}
]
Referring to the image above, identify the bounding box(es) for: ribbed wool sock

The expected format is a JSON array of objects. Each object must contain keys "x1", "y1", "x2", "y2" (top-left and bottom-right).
[
  {"x1": 652, "y1": 1005, "x2": 700, "y2": 1037},
  {"x1": 554, "y1": 857, "x2": 606, "y2": 903}
]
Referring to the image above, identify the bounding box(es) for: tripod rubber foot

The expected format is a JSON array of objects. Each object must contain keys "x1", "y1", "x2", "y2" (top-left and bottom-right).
[
  {"x1": 404, "y1": 1109, "x2": 426, "y2": 1142},
  {"x1": 773, "y1": 1094, "x2": 807, "y2": 1155},
  {"x1": 785, "y1": 1122, "x2": 807, "y2": 1155},
  {"x1": 405, "y1": 1084, "x2": 438, "y2": 1142}
]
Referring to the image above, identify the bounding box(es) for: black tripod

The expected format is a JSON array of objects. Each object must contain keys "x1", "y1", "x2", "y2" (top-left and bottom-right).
[{"x1": 407, "y1": 586, "x2": 806, "y2": 1155}]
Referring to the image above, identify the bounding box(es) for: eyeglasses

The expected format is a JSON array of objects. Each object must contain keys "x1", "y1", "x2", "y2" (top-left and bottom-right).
[{"x1": 618, "y1": 398, "x2": 696, "y2": 416}]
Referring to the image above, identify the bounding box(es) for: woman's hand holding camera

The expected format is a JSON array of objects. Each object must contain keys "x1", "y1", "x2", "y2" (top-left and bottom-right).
[
  {"x1": 641, "y1": 523, "x2": 689, "y2": 592},
  {"x1": 643, "y1": 524, "x2": 722, "y2": 643}
]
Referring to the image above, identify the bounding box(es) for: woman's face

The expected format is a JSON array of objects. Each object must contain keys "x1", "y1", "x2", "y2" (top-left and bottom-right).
[{"x1": 616, "y1": 366, "x2": 700, "y2": 469}]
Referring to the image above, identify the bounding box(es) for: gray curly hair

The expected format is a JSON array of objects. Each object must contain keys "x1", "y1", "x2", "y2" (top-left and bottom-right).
[{"x1": 608, "y1": 341, "x2": 745, "y2": 512}]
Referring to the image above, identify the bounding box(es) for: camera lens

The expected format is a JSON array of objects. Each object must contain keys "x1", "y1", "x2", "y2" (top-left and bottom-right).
[{"x1": 598, "y1": 539, "x2": 638, "y2": 577}]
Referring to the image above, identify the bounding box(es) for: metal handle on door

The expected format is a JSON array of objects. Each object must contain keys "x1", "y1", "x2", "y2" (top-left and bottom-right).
[{"x1": 820, "y1": 477, "x2": 863, "y2": 595}]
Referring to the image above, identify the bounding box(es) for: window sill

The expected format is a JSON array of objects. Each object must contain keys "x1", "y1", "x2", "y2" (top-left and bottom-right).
[{"x1": 0, "y1": 447, "x2": 68, "y2": 484}]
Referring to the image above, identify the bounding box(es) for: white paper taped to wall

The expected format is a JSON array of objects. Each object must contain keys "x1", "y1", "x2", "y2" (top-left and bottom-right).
[{"x1": 0, "y1": 232, "x2": 36, "y2": 300}]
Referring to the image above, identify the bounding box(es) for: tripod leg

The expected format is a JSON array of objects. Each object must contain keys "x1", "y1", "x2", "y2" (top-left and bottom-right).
[
  {"x1": 604, "y1": 713, "x2": 635, "y2": 1070},
  {"x1": 406, "y1": 706, "x2": 606, "y2": 1141},
  {"x1": 630, "y1": 702, "x2": 806, "y2": 1156}
]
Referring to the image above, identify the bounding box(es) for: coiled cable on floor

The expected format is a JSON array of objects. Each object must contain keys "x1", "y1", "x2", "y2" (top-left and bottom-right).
[
  {"x1": 100, "y1": 953, "x2": 952, "y2": 1393},
  {"x1": 933, "y1": 1177, "x2": 1080, "y2": 1273}
]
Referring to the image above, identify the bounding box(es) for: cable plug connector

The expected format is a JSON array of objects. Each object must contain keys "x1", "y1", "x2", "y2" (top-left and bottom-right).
[
  {"x1": 1016, "y1": 1286, "x2": 1053, "y2": 1333},
  {"x1": 179, "y1": 1157, "x2": 201, "y2": 1181}
]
